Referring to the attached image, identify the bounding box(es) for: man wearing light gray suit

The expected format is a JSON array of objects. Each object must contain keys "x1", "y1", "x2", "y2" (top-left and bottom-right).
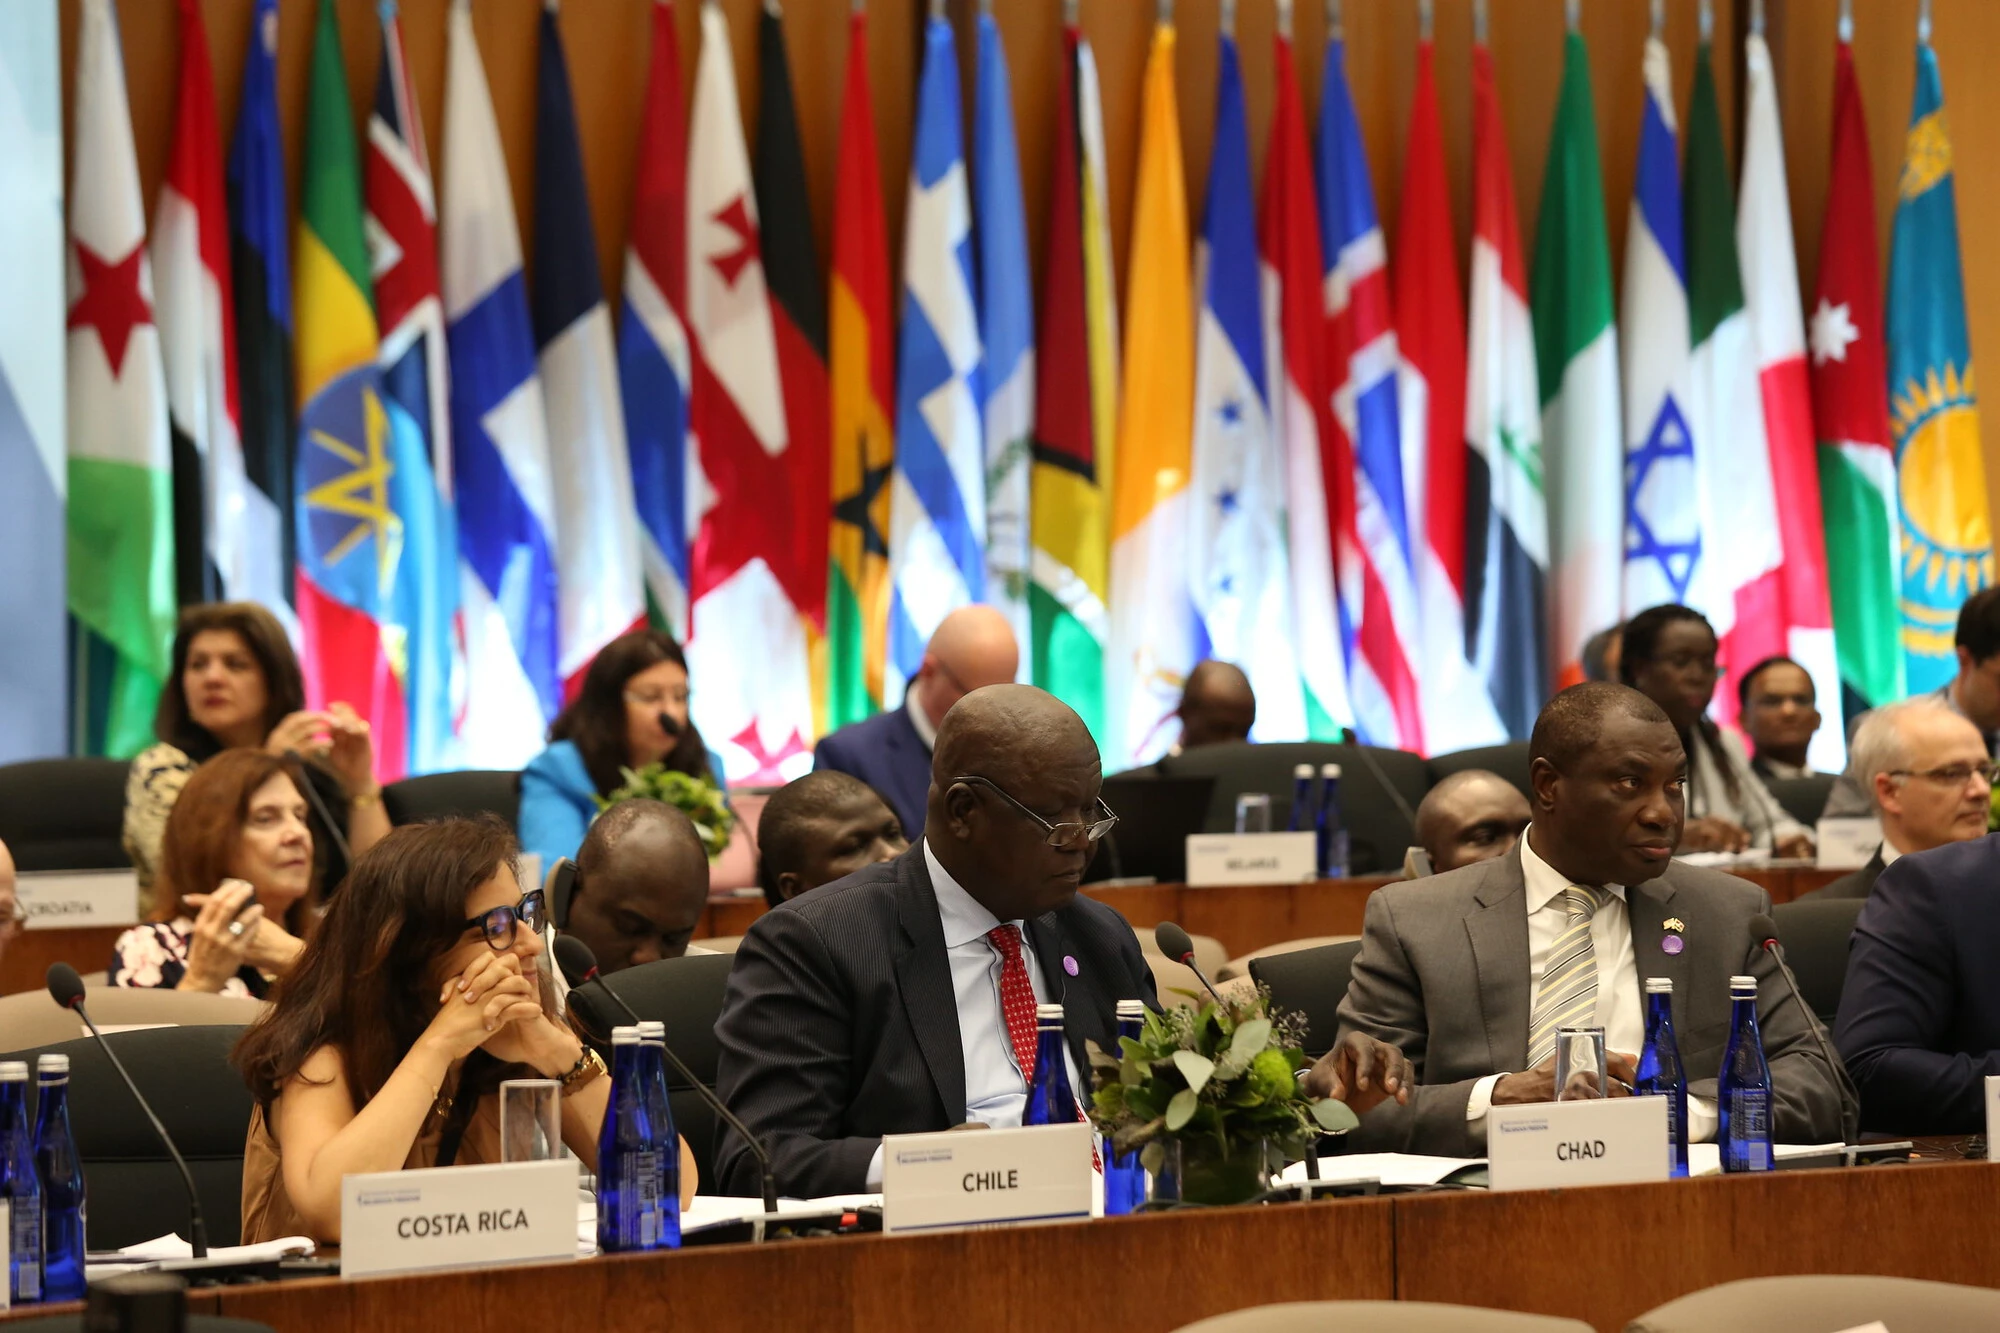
[{"x1": 1306, "y1": 683, "x2": 1854, "y2": 1156}]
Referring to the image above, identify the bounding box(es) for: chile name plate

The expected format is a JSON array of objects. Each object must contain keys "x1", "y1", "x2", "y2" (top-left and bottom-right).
[
  {"x1": 340, "y1": 1159, "x2": 577, "y2": 1278},
  {"x1": 1488, "y1": 1095, "x2": 1670, "y2": 1192},
  {"x1": 881, "y1": 1122, "x2": 1094, "y2": 1234}
]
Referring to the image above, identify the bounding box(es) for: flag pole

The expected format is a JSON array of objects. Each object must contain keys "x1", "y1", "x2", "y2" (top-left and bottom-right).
[
  {"x1": 1327, "y1": 0, "x2": 1341, "y2": 43},
  {"x1": 1157, "y1": 0, "x2": 1171, "y2": 25},
  {"x1": 1649, "y1": 0, "x2": 1663, "y2": 38},
  {"x1": 1473, "y1": 0, "x2": 1486, "y2": 46},
  {"x1": 1278, "y1": 0, "x2": 1293, "y2": 41},
  {"x1": 1419, "y1": 0, "x2": 1432, "y2": 41},
  {"x1": 1221, "y1": 0, "x2": 1235, "y2": 38},
  {"x1": 1750, "y1": 0, "x2": 1765, "y2": 35},
  {"x1": 1838, "y1": 0, "x2": 1852, "y2": 42},
  {"x1": 1698, "y1": 0, "x2": 1712, "y2": 43},
  {"x1": 1918, "y1": 0, "x2": 1932, "y2": 44}
]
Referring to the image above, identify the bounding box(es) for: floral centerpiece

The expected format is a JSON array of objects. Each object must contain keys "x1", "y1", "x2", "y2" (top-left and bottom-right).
[
  {"x1": 595, "y1": 764, "x2": 736, "y2": 861},
  {"x1": 1085, "y1": 985, "x2": 1358, "y2": 1206}
]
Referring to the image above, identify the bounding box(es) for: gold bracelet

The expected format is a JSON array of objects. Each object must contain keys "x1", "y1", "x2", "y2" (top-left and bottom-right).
[
  {"x1": 350, "y1": 787, "x2": 382, "y2": 810},
  {"x1": 558, "y1": 1047, "x2": 607, "y2": 1097}
]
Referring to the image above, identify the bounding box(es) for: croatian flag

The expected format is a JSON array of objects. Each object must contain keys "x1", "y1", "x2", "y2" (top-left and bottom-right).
[
  {"x1": 1317, "y1": 37, "x2": 1422, "y2": 751},
  {"x1": 440, "y1": 0, "x2": 557, "y2": 764}
]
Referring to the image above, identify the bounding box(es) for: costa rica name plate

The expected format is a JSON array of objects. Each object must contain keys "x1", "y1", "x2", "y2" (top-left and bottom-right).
[
  {"x1": 881, "y1": 1122, "x2": 1094, "y2": 1234},
  {"x1": 1488, "y1": 1095, "x2": 1670, "y2": 1192},
  {"x1": 340, "y1": 1159, "x2": 577, "y2": 1278}
]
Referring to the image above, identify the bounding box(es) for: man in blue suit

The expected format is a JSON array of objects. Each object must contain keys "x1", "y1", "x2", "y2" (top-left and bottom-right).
[{"x1": 813, "y1": 605, "x2": 1019, "y2": 839}]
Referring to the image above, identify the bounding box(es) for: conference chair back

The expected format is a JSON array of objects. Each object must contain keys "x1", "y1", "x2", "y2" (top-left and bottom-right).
[
  {"x1": 1426, "y1": 743, "x2": 1533, "y2": 802},
  {"x1": 1625, "y1": 1274, "x2": 2000, "y2": 1333},
  {"x1": 1174, "y1": 1300, "x2": 1591, "y2": 1332},
  {"x1": 1156, "y1": 742, "x2": 1428, "y2": 874},
  {"x1": 0, "y1": 988, "x2": 265, "y2": 1056},
  {"x1": 1770, "y1": 897, "x2": 1866, "y2": 1028},
  {"x1": 567, "y1": 952, "x2": 733, "y2": 1187},
  {"x1": 1247, "y1": 940, "x2": 1363, "y2": 1059},
  {"x1": 1765, "y1": 773, "x2": 1836, "y2": 828},
  {"x1": 16, "y1": 1025, "x2": 254, "y2": 1249},
  {"x1": 0, "y1": 757, "x2": 130, "y2": 871},
  {"x1": 380, "y1": 769, "x2": 521, "y2": 830}
]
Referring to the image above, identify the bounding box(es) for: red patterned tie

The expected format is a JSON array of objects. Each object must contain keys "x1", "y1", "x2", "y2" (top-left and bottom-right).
[{"x1": 986, "y1": 925, "x2": 1040, "y2": 1082}]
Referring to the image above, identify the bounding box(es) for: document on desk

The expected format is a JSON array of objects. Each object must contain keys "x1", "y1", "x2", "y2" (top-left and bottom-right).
[
  {"x1": 1687, "y1": 1143, "x2": 1846, "y2": 1176},
  {"x1": 679, "y1": 1193, "x2": 882, "y2": 1236},
  {"x1": 84, "y1": 1233, "x2": 314, "y2": 1280},
  {"x1": 1275, "y1": 1154, "x2": 1483, "y2": 1188}
]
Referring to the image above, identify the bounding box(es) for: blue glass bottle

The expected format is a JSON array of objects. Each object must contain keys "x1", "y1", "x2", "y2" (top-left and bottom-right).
[
  {"x1": 1287, "y1": 764, "x2": 1316, "y2": 832},
  {"x1": 636, "y1": 1021, "x2": 681, "y2": 1250},
  {"x1": 1022, "y1": 1003, "x2": 1078, "y2": 1126},
  {"x1": 1718, "y1": 975, "x2": 1775, "y2": 1173},
  {"x1": 1317, "y1": 763, "x2": 1350, "y2": 879},
  {"x1": 32, "y1": 1055, "x2": 83, "y2": 1302},
  {"x1": 1, "y1": 1061, "x2": 42, "y2": 1307},
  {"x1": 1634, "y1": 978, "x2": 1690, "y2": 1178},
  {"x1": 595, "y1": 1027, "x2": 661, "y2": 1253},
  {"x1": 1102, "y1": 1000, "x2": 1147, "y2": 1216}
]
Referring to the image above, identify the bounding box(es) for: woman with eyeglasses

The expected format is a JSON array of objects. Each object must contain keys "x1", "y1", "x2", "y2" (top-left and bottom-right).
[
  {"x1": 1620, "y1": 603, "x2": 1813, "y2": 859},
  {"x1": 233, "y1": 817, "x2": 696, "y2": 1244},
  {"x1": 517, "y1": 629, "x2": 730, "y2": 873}
]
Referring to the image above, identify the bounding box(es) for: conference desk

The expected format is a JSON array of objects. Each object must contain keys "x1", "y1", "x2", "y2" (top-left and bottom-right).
[
  {"x1": 7, "y1": 1159, "x2": 1993, "y2": 1332},
  {"x1": 1, "y1": 866, "x2": 1846, "y2": 996}
]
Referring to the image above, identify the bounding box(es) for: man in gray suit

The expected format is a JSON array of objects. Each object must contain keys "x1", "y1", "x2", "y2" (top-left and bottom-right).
[{"x1": 1308, "y1": 683, "x2": 1854, "y2": 1156}]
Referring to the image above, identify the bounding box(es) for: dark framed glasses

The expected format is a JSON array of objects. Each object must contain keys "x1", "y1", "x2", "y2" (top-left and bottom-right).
[
  {"x1": 953, "y1": 774, "x2": 1119, "y2": 848},
  {"x1": 464, "y1": 888, "x2": 547, "y2": 951}
]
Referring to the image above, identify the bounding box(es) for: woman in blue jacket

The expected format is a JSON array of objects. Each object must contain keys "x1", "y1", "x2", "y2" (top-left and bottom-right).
[{"x1": 517, "y1": 630, "x2": 727, "y2": 870}]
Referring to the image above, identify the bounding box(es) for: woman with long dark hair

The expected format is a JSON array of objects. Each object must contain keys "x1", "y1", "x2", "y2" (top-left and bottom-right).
[
  {"x1": 1620, "y1": 604, "x2": 1813, "y2": 858},
  {"x1": 516, "y1": 628, "x2": 727, "y2": 870},
  {"x1": 233, "y1": 817, "x2": 695, "y2": 1243},
  {"x1": 123, "y1": 603, "x2": 388, "y2": 907}
]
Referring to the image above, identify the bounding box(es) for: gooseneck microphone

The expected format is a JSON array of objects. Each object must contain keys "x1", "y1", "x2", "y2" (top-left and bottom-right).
[
  {"x1": 657, "y1": 710, "x2": 684, "y2": 739},
  {"x1": 1153, "y1": 922, "x2": 1226, "y2": 1007},
  {"x1": 46, "y1": 963, "x2": 210, "y2": 1258},
  {"x1": 1338, "y1": 728, "x2": 1420, "y2": 834},
  {"x1": 1747, "y1": 914, "x2": 1860, "y2": 1145},
  {"x1": 283, "y1": 749, "x2": 354, "y2": 865},
  {"x1": 552, "y1": 936, "x2": 778, "y2": 1215}
]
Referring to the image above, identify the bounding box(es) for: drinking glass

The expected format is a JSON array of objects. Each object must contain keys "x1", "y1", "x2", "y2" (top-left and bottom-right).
[
  {"x1": 1554, "y1": 1027, "x2": 1609, "y2": 1101},
  {"x1": 500, "y1": 1078, "x2": 563, "y2": 1162},
  {"x1": 1234, "y1": 793, "x2": 1272, "y2": 834}
]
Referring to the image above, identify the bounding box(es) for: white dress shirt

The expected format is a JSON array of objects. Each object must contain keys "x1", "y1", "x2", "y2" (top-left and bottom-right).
[
  {"x1": 907, "y1": 692, "x2": 939, "y2": 751},
  {"x1": 863, "y1": 840, "x2": 1084, "y2": 1186},
  {"x1": 1467, "y1": 833, "x2": 1717, "y2": 1140}
]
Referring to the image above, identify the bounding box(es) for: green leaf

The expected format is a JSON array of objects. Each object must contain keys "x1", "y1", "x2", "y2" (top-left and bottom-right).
[
  {"x1": 1229, "y1": 1018, "x2": 1272, "y2": 1058},
  {"x1": 1309, "y1": 1098, "x2": 1361, "y2": 1133},
  {"x1": 1165, "y1": 1087, "x2": 1199, "y2": 1131},
  {"x1": 1172, "y1": 1050, "x2": 1216, "y2": 1096},
  {"x1": 1121, "y1": 1058, "x2": 1146, "y2": 1087},
  {"x1": 1140, "y1": 1141, "x2": 1167, "y2": 1175}
]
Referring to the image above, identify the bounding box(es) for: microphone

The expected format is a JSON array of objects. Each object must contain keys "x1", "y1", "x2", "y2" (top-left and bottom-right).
[
  {"x1": 657, "y1": 710, "x2": 683, "y2": 739},
  {"x1": 283, "y1": 750, "x2": 354, "y2": 865},
  {"x1": 1747, "y1": 914, "x2": 1859, "y2": 1145},
  {"x1": 1153, "y1": 922, "x2": 1225, "y2": 1007},
  {"x1": 552, "y1": 935, "x2": 778, "y2": 1216},
  {"x1": 46, "y1": 964, "x2": 209, "y2": 1259},
  {"x1": 1338, "y1": 728, "x2": 1420, "y2": 835}
]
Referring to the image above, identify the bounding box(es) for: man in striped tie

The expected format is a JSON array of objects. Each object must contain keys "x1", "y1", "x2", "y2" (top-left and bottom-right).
[{"x1": 1311, "y1": 683, "x2": 1854, "y2": 1156}]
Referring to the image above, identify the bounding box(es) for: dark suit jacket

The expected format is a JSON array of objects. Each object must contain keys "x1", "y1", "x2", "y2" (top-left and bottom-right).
[
  {"x1": 812, "y1": 705, "x2": 931, "y2": 839},
  {"x1": 1796, "y1": 848, "x2": 1884, "y2": 903},
  {"x1": 1835, "y1": 835, "x2": 2000, "y2": 1134},
  {"x1": 711, "y1": 848, "x2": 1159, "y2": 1197},
  {"x1": 1335, "y1": 844, "x2": 1855, "y2": 1155}
]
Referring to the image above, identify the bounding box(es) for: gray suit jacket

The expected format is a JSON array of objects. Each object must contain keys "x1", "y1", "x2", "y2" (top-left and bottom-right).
[{"x1": 1335, "y1": 845, "x2": 1856, "y2": 1156}]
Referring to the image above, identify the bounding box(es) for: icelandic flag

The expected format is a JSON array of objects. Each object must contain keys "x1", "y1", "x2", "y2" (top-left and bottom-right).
[
  {"x1": 1318, "y1": 37, "x2": 1422, "y2": 751},
  {"x1": 1189, "y1": 32, "x2": 1302, "y2": 741},
  {"x1": 533, "y1": 3, "x2": 644, "y2": 694},
  {"x1": 886, "y1": 15, "x2": 984, "y2": 703},
  {"x1": 439, "y1": 0, "x2": 557, "y2": 764},
  {"x1": 1620, "y1": 36, "x2": 1701, "y2": 615},
  {"x1": 367, "y1": 0, "x2": 459, "y2": 773},
  {"x1": 617, "y1": 0, "x2": 692, "y2": 639}
]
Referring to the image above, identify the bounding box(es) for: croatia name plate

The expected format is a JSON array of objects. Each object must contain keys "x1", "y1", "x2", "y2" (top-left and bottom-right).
[
  {"x1": 1488, "y1": 1096, "x2": 1669, "y2": 1193},
  {"x1": 1185, "y1": 832, "x2": 1318, "y2": 887},
  {"x1": 340, "y1": 1159, "x2": 577, "y2": 1278},
  {"x1": 17, "y1": 869, "x2": 139, "y2": 930},
  {"x1": 881, "y1": 1122, "x2": 1094, "y2": 1234}
]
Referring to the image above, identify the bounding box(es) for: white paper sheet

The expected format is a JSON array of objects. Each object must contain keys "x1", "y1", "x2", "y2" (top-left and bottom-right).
[
  {"x1": 1687, "y1": 1142, "x2": 1847, "y2": 1177},
  {"x1": 1276, "y1": 1153, "x2": 1484, "y2": 1188}
]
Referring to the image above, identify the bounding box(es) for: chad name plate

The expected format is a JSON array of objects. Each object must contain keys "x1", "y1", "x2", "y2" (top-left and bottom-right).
[
  {"x1": 1185, "y1": 832, "x2": 1317, "y2": 887},
  {"x1": 881, "y1": 1122, "x2": 1094, "y2": 1234},
  {"x1": 340, "y1": 1159, "x2": 577, "y2": 1278},
  {"x1": 1488, "y1": 1096, "x2": 1669, "y2": 1193}
]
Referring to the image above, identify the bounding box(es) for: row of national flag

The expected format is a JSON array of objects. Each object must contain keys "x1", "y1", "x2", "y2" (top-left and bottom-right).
[{"x1": 20, "y1": 2, "x2": 1992, "y2": 775}]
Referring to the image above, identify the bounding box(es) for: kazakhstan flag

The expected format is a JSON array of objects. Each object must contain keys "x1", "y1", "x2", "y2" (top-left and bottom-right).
[{"x1": 1886, "y1": 39, "x2": 1993, "y2": 692}]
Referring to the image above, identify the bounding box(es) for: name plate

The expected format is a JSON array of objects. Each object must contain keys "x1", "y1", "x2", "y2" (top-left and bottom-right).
[
  {"x1": 18, "y1": 869, "x2": 140, "y2": 930},
  {"x1": 881, "y1": 1123, "x2": 1093, "y2": 1234},
  {"x1": 1815, "y1": 818, "x2": 1882, "y2": 870},
  {"x1": 1488, "y1": 1096, "x2": 1669, "y2": 1193},
  {"x1": 1185, "y1": 832, "x2": 1317, "y2": 887},
  {"x1": 340, "y1": 1159, "x2": 576, "y2": 1278}
]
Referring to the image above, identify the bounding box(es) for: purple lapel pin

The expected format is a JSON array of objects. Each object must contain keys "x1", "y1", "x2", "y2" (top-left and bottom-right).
[
  {"x1": 1661, "y1": 935, "x2": 1684, "y2": 956},
  {"x1": 1063, "y1": 955, "x2": 1080, "y2": 976}
]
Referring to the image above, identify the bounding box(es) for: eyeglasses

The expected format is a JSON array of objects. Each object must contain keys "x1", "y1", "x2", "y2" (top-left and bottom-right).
[
  {"x1": 464, "y1": 888, "x2": 548, "y2": 951},
  {"x1": 953, "y1": 775, "x2": 1119, "y2": 848},
  {"x1": 1888, "y1": 762, "x2": 1999, "y2": 788},
  {"x1": 625, "y1": 687, "x2": 691, "y2": 709}
]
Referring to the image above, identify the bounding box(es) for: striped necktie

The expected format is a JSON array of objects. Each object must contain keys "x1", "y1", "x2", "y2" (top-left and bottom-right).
[{"x1": 1527, "y1": 886, "x2": 1609, "y2": 1067}]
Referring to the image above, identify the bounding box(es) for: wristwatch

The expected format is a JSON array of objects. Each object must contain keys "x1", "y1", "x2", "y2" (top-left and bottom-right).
[{"x1": 558, "y1": 1047, "x2": 607, "y2": 1097}]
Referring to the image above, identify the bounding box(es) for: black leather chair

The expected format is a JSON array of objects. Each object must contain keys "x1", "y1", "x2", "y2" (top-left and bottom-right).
[
  {"x1": 566, "y1": 953, "x2": 733, "y2": 1189},
  {"x1": 1772, "y1": 897, "x2": 1865, "y2": 1028},
  {"x1": 381, "y1": 769, "x2": 520, "y2": 829},
  {"x1": 1426, "y1": 742, "x2": 1533, "y2": 801},
  {"x1": 1767, "y1": 773, "x2": 1837, "y2": 828},
  {"x1": 1155, "y1": 742, "x2": 1429, "y2": 875},
  {"x1": 1248, "y1": 940, "x2": 1363, "y2": 1059},
  {"x1": 19, "y1": 1025, "x2": 254, "y2": 1250},
  {"x1": 0, "y1": 758, "x2": 131, "y2": 871}
]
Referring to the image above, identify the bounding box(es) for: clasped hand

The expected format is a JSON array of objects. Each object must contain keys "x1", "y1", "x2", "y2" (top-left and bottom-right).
[{"x1": 423, "y1": 951, "x2": 577, "y2": 1075}]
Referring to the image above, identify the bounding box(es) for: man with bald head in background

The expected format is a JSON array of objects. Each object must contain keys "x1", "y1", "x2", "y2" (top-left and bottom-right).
[
  {"x1": 1414, "y1": 770, "x2": 1531, "y2": 873},
  {"x1": 1175, "y1": 661, "x2": 1257, "y2": 751},
  {"x1": 562, "y1": 799, "x2": 713, "y2": 975},
  {"x1": 812, "y1": 605, "x2": 1019, "y2": 839},
  {"x1": 716, "y1": 685, "x2": 1412, "y2": 1197}
]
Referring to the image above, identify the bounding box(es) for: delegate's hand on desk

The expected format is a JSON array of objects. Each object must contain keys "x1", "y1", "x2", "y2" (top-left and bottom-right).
[
  {"x1": 1301, "y1": 1032, "x2": 1413, "y2": 1116},
  {"x1": 1492, "y1": 1050, "x2": 1637, "y2": 1105}
]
